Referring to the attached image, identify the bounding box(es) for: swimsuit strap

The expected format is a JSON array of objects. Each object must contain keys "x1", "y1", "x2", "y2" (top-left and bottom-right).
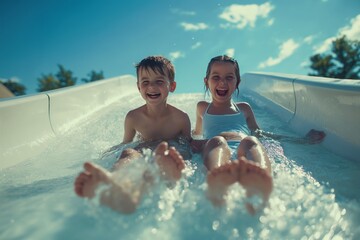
[
  {"x1": 204, "y1": 101, "x2": 241, "y2": 115},
  {"x1": 204, "y1": 102, "x2": 212, "y2": 115},
  {"x1": 232, "y1": 101, "x2": 241, "y2": 113}
]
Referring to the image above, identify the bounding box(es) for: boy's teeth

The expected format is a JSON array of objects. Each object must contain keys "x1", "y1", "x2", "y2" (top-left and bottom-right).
[{"x1": 147, "y1": 93, "x2": 160, "y2": 98}]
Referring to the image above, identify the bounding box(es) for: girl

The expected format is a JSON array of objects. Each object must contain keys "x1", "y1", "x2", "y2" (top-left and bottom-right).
[
  {"x1": 191, "y1": 55, "x2": 273, "y2": 214},
  {"x1": 191, "y1": 55, "x2": 325, "y2": 214}
]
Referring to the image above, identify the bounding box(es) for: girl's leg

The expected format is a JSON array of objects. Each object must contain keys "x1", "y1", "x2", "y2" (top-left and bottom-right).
[
  {"x1": 203, "y1": 136, "x2": 231, "y2": 171},
  {"x1": 236, "y1": 136, "x2": 273, "y2": 214},
  {"x1": 237, "y1": 136, "x2": 271, "y2": 174},
  {"x1": 204, "y1": 136, "x2": 239, "y2": 205}
]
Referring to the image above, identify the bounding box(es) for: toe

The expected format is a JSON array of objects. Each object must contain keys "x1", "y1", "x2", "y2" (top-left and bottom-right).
[{"x1": 154, "y1": 141, "x2": 168, "y2": 156}]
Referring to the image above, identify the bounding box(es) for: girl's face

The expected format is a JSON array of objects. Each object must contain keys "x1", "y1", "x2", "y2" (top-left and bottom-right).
[
  {"x1": 137, "y1": 67, "x2": 176, "y2": 105},
  {"x1": 205, "y1": 62, "x2": 237, "y2": 102}
]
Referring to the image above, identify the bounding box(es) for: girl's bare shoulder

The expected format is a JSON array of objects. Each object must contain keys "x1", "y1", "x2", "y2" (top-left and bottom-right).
[
  {"x1": 196, "y1": 101, "x2": 210, "y2": 115},
  {"x1": 236, "y1": 102, "x2": 253, "y2": 113}
]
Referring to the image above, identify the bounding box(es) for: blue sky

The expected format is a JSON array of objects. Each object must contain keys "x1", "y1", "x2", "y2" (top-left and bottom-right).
[{"x1": 1, "y1": 0, "x2": 359, "y2": 94}]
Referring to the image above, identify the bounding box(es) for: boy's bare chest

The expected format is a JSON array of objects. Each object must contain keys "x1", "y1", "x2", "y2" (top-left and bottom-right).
[{"x1": 136, "y1": 117, "x2": 180, "y2": 140}]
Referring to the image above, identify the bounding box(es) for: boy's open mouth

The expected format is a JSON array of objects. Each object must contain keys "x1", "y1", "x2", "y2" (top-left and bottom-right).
[
  {"x1": 147, "y1": 93, "x2": 161, "y2": 99},
  {"x1": 216, "y1": 89, "x2": 228, "y2": 96}
]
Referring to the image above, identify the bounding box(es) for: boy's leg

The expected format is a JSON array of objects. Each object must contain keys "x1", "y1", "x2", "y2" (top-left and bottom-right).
[
  {"x1": 112, "y1": 148, "x2": 143, "y2": 171},
  {"x1": 74, "y1": 162, "x2": 141, "y2": 214},
  {"x1": 154, "y1": 141, "x2": 185, "y2": 182},
  {"x1": 74, "y1": 142, "x2": 186, "y2": 214}
]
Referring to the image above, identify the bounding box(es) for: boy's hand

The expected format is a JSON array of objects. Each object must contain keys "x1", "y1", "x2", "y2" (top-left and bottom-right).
[
  {"x1": 305, "y1": 129, "x2": 326, "y2": 144},
  {"x1": 191, "y1": 139, "x2": 207, "y2": 153}
]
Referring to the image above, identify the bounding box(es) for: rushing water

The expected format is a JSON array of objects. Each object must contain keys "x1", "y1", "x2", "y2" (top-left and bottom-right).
[{"x1": 0, "y1": 93, "x2": 359, "y2": 239}]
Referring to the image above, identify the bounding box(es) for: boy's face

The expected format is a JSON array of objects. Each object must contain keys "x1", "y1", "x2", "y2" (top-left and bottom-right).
[{"x1": 137, "y1": 67, "x2": 176, "y2": 105}]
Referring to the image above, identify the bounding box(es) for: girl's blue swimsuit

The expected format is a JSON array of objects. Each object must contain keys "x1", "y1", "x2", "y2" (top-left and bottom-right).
[{"x1": 202, "y1": 102, "x2": 250, "y2": 157}]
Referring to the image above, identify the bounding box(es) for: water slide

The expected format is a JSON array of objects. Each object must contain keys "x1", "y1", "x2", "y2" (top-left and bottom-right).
[
  {"x1": 1, "y1": 73, "x2": 359, "y2": 239},
  {"x1": 1, "y1": 73, "x2": 359, "y2": 169}
]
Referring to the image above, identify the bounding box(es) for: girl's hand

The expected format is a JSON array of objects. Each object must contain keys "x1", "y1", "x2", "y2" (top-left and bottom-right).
[{"x1": 305, "y1": 129, "x2": 326, "y2": 144}]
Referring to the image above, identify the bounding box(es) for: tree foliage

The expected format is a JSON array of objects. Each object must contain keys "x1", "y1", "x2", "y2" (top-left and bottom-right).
[
  {"x1": 0, "y1": 79, "x2": 26, "y2": 96},
  {"x1": 37, "y1": 65, "x2": 77, "y2": 92},
  {"x1": 56, "y1": 64, "x2": 77, "y2": 87},
  {"x1": 37, "y1": 74, "x2": 60, "y2": 92},
  {"x1": 309, "y1": 36, "x2": 360, "y2": 79},
  {"x1": 82, "y1": 70, "x2": 105, "y2": 83}
]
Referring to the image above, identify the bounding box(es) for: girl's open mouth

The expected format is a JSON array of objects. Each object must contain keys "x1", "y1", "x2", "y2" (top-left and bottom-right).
[{"x1": 216, "y1": 89, "x2": 228, "y2": 96}]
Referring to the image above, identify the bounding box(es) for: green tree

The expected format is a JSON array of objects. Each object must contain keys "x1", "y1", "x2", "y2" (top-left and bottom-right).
[
  {"x1": 309, "y1": 36, "x2": 360, "y2": 79},
  {"x1": 82, "y1": 70, "x2": 105, "y2": 83},
  {"x1": 37, "y1": 65, "x2": 77, "y2": 92},
  {"x1": 56, "y1": 64, "x2": 77, "y2": 87},
  {"x1": 37, "y1": 74, "x2": 60, "y2": 92},
  {"x1": 0, "y1": 79, "x2": 26, "y2": 96}
]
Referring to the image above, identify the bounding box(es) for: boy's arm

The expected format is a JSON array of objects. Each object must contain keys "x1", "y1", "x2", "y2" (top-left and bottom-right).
[
  {"x1": 180, "y1": 112, "x2": 192, "y2": 141},
  {"x1": 122, "y1": 111, "x2": 136, "y2": 144}
]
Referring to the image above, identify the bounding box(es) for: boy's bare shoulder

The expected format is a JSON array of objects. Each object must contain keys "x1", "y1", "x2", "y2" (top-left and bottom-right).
[
  {"x1": 168, "y1": 104, "x2": 189, "y2": 118},
  {"x1": 126, "y1": 105, "x2": 146, "y2": 118}
]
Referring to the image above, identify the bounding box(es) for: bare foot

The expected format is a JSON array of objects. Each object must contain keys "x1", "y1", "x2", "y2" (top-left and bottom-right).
[
  {"x1": 206, "y1": 161, "x2": 240, "y2": 206},
  {"x1": 74, "y1": 162, "x2": 139, "y2": 214},
  {"x1": 74, "y1": 162, "x2": 112, "y2": 198},
  {"x1": 237, "y1": 158, "x2": 273, "y2": 215},
  {"x1": 154, "y1": 141, "x2": 185, "y2": 182}
]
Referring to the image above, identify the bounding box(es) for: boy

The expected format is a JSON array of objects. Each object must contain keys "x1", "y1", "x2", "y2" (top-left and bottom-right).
[{"x1": 74, "y1": 56, "x2": 191, "y2": 214}]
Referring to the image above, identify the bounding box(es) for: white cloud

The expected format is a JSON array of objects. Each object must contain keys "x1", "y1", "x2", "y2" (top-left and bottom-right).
[
  {"x1": 314, "y1": 14, "x2": 360, "y2": 53},
  {"x1": 171, "y1": 9, "x2": 196, "y2": 16},
  {"x1": 219, "y1": 2, "x2": 274, "y2": 29},
  {"x1": 191, "y1": 42, "x2": 202, "y2": 49},
  {"x1": 303, "y1": 35, "x2": 315, "y2": 44},
  {"x1": 314, "y1": 37, "x2": 335, "y2": 53},
  {"x1": 300, "y1": 60, "x2": 309, "y2": 68},
  {"x1": 258, "y1": 39, "x2": 300, "y2": 68},
  {"x1": 180, "y1": 22, "x2": 209, "y2": 31},
  {"x1": 338, "y1": 14, "x2": 360, "y2": 40},
  {"x1": 0, "y1": 77, "x2": 21, "y2": 83},
  {"x1": 169, "y1": 51, "x2": 185, "y2": 61},
  {"x1": 225, "y1": 48, "x2": 235, "y2": 57},
  {"x1": 267, "y1": 18, "x2": 275, "y2": 26}
]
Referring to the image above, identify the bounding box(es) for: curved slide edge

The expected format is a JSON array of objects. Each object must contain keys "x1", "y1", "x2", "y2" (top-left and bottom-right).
[
  {"x1": 242, "y1": 72, "x2": 360, "y2": 162},
  {"x1": 0, "y1": 75, "x2": 137, "y2": 169}
]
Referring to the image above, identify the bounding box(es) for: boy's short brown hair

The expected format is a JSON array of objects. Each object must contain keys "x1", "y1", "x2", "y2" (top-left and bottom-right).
[{"x1": 135, "y1": 56, "x2": 175, "y2": 82}]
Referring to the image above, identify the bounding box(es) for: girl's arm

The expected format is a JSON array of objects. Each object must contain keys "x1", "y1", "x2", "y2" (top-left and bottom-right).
[
  {"x1": 191, "y1": 101, "x2": 208, "y2": 152},
  {"x1": 192, "y1": 101, "x2": 207, "y2": 135},
  {"x1": 254, "y1": 129, "x2": 326, "y2": 144},
  {"x1": 239, "y1": 102, "x2": 326, "y2": 144},
  {"x1": 239, "y1": 102, "x2": 260, "y2": 132}
]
